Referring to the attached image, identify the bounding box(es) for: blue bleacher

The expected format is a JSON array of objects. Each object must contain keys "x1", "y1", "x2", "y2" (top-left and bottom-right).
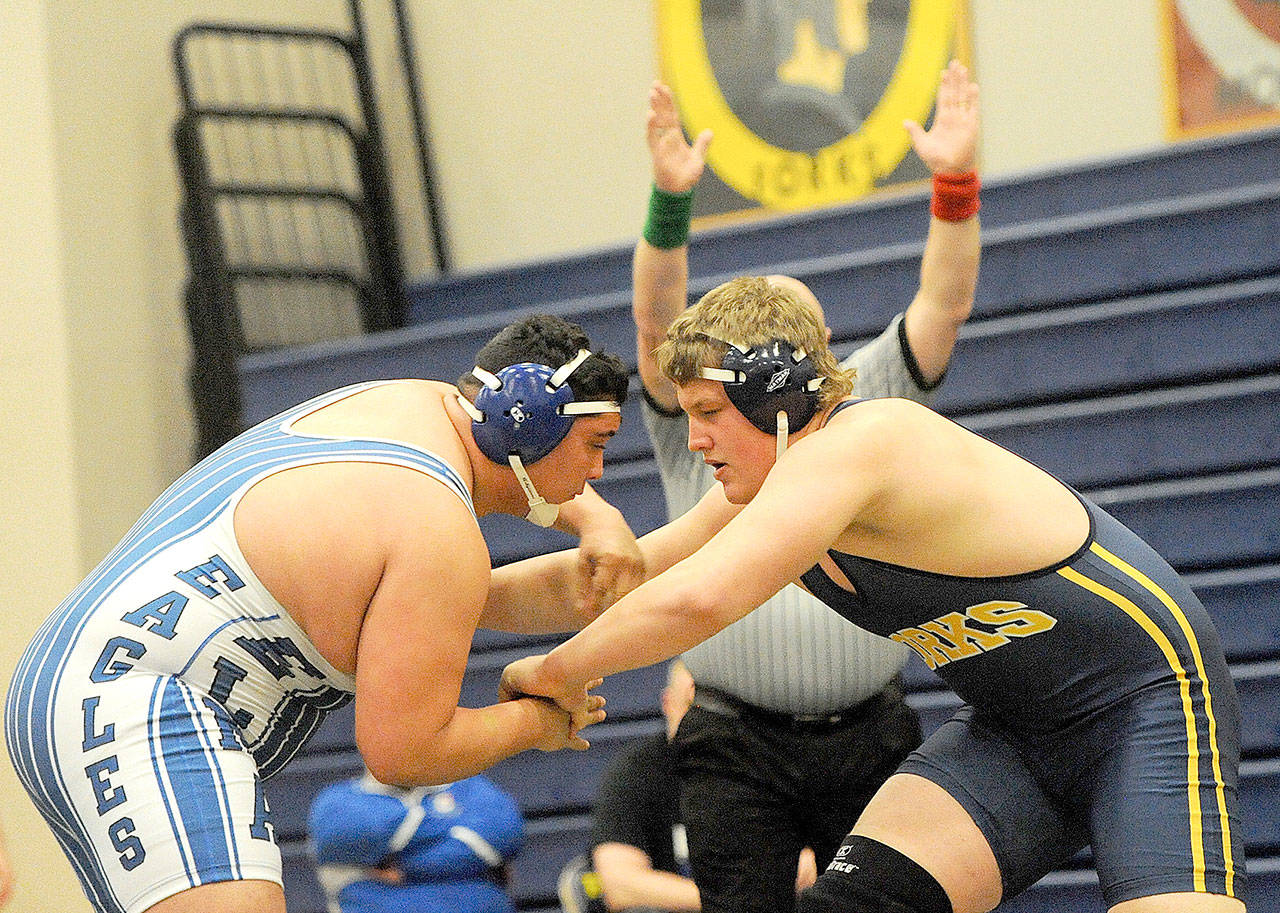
[
  {"x1": 247, "y1": 125, "x2": 1280, "y2": 912},
  {"x1": 403, "y1": 126, "x2": 1280, "y2": 323},
  {"x1": 933, "y1": 276, "x2": 1280, "y2": 414},
  {"x1": 235, "y1": 183, "x2": 1280, "y2": 427}
]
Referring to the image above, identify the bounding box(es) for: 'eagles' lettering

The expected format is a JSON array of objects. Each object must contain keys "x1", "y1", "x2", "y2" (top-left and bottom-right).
[
  {"x1": 209, "y1": 657, "x2": 254, "y2": 730},
  {"x1": 250, "y1": 774, "x2": 273, "y2": 840},
  {"x1": 109, "y1": 817, "x2": 146, "y2": 870},
  {"x1": 234, "y1": 635, "x2": 323, "y2": 681},
  {"x1": 176, "y1": 554, "x2": 245, "y2": 598},
  {"x1": 121, "y1": 591, "x2": 188, "y2": 640},
  {"x1": 85, "y1": 756, "x2": 127, "y2": 816},
  {"x1": 81, "y1": 696, "x2": 114, "y2": 751},
  {"x1": 90, "y1": 638, "x2": 146, "y2": 683},
  {"x1": 203, "y1": 697, "x2": 244, "y2": 751}
]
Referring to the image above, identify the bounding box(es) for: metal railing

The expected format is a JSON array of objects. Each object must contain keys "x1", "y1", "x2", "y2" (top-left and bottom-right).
[{"x1": 173, "y1": 7, "x2": 440, "y2": 454}]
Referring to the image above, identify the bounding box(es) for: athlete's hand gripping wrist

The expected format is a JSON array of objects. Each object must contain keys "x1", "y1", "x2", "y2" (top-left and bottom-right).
[{"x1": 500, "y1": 654, "x2": 604, "y2": 716}]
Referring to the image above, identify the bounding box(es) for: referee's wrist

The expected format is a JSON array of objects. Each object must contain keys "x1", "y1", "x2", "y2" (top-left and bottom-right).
[
  {"x1": 643, "y1": 184, "x2": 694, "y2": 249},
  {"x1": 930, "y1": 170, "x2": 980, "y2": 222}
]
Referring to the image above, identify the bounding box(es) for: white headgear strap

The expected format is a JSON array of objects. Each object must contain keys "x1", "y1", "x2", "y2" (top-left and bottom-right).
[{"x1": 508, "y1": 453, "x2": 560, "y2": 527}]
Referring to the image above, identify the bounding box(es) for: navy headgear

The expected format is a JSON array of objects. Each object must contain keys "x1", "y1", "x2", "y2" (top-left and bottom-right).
[
  {"x1": 457, "y1": 349, "x2": 620, "y2": 526},
  {"x1": 701, "y1": 339, "x2": 823, "y2": 453}
]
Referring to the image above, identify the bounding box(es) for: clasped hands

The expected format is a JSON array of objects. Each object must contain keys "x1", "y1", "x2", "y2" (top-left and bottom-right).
[{"x1": 500, "y1": 654, "x2": 605, "y2": 751}]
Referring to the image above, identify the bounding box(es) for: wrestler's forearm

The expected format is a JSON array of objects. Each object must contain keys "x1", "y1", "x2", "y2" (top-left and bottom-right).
[
  {"x1": 553, "y1": 482, "x2": 625, "y2": 536},
  {"x1": 539, "y1": 560, "x2": 731, "y2": 687},
  {"x1": 598, "y1": 863, "x2": 701, "y2": 911},
  {"x1": 482, "y1": 550, "x2": 583, "y2": 633},
  {"x1": 361, "y1": 699, "x2": 553, "y2": 787}
]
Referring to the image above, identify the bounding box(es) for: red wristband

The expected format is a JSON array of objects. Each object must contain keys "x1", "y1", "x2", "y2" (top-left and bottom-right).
[{"x1": 931, "y1": 170, "x2": 980, "y2": 222}]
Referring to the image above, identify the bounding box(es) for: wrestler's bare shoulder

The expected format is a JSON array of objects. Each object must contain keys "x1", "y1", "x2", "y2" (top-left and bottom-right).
[
  {"x1": 811, "y1": 398, "x2": 960, "y2": 463},
  {"x1": 234, "y1": 380, "x2": 483, "y2": 672},
  {"x1": 292, "y1": 379, "x2": 465, "y2": 458}
]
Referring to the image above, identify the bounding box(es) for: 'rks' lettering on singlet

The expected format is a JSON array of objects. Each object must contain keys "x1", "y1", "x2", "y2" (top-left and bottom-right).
[{"x1": 888, "y1": 600, "x2": 1058, "y2": 670}]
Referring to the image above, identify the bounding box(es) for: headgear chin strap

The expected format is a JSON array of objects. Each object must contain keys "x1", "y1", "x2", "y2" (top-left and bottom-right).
[
  {"x1": 456, "y1": 349, "x2": 620, "y2": 527},
  {"x1": 507, "y1": 453, "x2": 561, "y2": 527},
  {"x1": 701, "y1": 339, "x2": 823, "y2": 459}
]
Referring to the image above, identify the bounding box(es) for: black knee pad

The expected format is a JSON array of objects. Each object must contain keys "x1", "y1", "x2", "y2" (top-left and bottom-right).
[{"x1": 796, "y1": 835, "x2": 952, "y2": 913}]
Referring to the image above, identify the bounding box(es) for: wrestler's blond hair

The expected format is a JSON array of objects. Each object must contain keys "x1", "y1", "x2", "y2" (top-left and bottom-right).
[{"x1": 655, "y1": 276, "x2": 855, "y2": 408}]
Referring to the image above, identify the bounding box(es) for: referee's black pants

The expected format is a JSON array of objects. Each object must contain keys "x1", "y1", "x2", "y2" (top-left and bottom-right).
[{"x1": 669, "y1": 679, "x2": 922, "y2": 913}]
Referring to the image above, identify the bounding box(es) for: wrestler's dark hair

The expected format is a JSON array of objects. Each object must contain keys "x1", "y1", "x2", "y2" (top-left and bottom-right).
[{"x1": 457, "y1": 314, "x2": 629, "y2": 407}]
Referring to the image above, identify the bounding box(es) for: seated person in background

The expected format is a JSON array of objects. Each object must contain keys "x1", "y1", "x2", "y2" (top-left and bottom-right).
[
  {"x1": 589, "y1": 662, "x2": 816, "y2": 913},
  {"x1": 309, "y1": 771, "x2": 524, "y2": 913}
]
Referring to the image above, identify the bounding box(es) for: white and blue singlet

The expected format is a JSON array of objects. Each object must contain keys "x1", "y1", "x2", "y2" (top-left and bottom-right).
[{"x1": 6, "y1": 382, "x2": 474, "y2": 913}]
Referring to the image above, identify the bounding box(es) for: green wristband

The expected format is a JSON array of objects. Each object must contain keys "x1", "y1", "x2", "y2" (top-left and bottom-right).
[{"x1": 642, "y1": 185, "x2": 694, "y2": 249}]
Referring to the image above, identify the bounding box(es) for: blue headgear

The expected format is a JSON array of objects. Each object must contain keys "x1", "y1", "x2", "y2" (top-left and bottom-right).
[
  {"x1": 701, "y1": 339, "x2": 823, "y2": 456},
  {"x1": 457, "y1": 349, "x2": 620, "y2": 526}
]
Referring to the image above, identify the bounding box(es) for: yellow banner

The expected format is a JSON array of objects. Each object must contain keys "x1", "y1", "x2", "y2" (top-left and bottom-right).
[{"x1": 656, "y1": 0, "x2": 966, "y2": 215}]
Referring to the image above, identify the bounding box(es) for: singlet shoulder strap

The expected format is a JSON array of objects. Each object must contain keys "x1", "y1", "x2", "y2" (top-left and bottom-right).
[
  {"x1": 822, "y1": 397, "x2": 867, "y2": 425},
  {"x1": 217, "y1": 381, "x2": 477, "y2": 518},
  {"x1": 799, "y1": 561, "x2": 843, "y2": 604}
]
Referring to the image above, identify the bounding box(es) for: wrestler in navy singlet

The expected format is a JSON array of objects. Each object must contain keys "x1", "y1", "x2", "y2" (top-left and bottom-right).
[
  {"x1": 5, "y1": 381, "x2": 475, "y2": 913},
  {"x1": 798, "y1": 400, "x2": 1244, "y2": 907}
]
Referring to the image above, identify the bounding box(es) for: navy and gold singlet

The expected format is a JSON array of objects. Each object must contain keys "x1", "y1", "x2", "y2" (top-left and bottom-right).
[{"x1": 799, "y1": 399, "x2": 1244, "y2": 906}]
